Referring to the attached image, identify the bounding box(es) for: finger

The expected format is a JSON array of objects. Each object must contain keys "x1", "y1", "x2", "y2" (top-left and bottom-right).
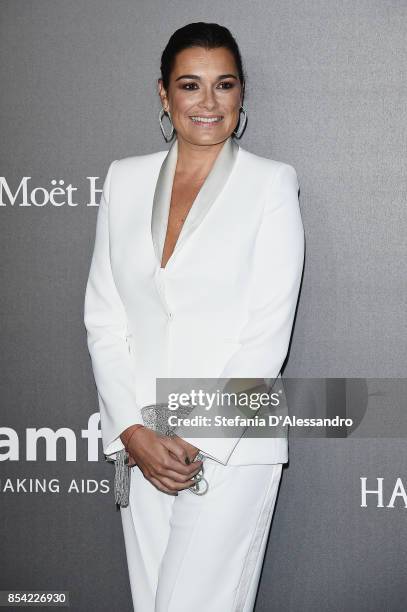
[
  {"x1": 158, "y1": 474, "x2": 200, "y2": 492},
  {"x1": 149, "y1": 476, "x2": 178, "y2": 495},
  {"x1": 160, "y1": 436, "x2": 190, "y2": 464},
  {"x1": 156, "y1": 440, "x2": 201, "y2": 474},
  {"x1": 159, "y1": 464, "x2": 203, "y2": 484},
  {"x1": 158, "y1": 454, "x2": 203, "y2": 477}
]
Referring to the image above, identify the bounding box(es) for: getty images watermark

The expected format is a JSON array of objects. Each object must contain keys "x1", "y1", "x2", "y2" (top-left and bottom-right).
[
  {"x1": 164, "y1": 385, "x2": 353, "y2": 431},
  {"x1": 154, "y1": 377, "x2": 407, "y2": 439}
]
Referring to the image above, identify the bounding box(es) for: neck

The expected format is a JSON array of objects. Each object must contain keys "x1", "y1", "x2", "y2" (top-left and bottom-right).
[{"x1": 175, "y1": 136, "x2": 228, "y2": 178}]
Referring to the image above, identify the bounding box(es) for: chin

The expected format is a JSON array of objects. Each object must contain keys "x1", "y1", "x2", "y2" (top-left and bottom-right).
[{"x1": 182, "y1": 129, "x2": 232, "y2": 146}]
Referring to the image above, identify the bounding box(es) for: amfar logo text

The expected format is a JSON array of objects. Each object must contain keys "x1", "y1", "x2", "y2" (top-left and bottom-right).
[
  {"x1": 360, "y1": 477, "x2": 407, "y2": 508},
  {"x1": 0, "y1": 413, "x2": 104, "y2": 461},
  {"x1": 0, "y1": 176, "x2": 102, "y2": 207}
]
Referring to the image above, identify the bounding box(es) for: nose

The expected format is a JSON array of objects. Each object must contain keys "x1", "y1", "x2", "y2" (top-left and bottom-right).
[{"x1": 198, "y1": 85, "x2": 217, "y2": 111}]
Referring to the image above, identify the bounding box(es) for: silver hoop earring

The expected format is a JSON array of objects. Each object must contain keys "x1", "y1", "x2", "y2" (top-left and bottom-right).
[
  {"x1": 159, "y1": 108, "x2": 175, "y2": 142},
  {"x1": 233, "y1": 105, "x2": 247, "y2": 139}
]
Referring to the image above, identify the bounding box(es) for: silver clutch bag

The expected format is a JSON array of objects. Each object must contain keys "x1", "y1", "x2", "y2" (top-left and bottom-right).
[{"x1": 105, "y1": 402, "x2": 208, "y2": 508}]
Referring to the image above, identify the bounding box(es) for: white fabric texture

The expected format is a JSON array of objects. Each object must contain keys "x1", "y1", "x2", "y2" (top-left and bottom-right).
[
  {"x1": 84, "y1": 137, "x2": 304, "y2": 464},
  {"x1": 120, "y1": 457, "x2": 283, "y2": 612}
]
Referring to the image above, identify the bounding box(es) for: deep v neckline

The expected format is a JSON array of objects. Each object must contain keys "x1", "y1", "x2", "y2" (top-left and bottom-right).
[
  {"x1": 151, "y1": 135, "x2": 240, "y2": 272},
  {"x1": 160, "y1": 172, "x2": 209, "y2": 269}
]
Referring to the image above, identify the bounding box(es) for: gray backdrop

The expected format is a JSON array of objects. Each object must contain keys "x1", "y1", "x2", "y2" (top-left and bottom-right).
[{"x1": 1, "y1": 1, "x2": 406, "y2": 611}]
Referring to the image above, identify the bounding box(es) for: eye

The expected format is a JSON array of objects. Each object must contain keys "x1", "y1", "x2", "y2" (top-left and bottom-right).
[
  {"x1": 181, "y1": 82, "x2": 199, "y2": 90},
  {"x1": 217, "y1": 81, "x2": 235, "y2": 89}
]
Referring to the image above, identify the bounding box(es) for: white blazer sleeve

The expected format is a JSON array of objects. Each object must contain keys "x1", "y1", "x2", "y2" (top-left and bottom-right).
[
  {"x1": 84, "y1": 160, "x2": 144, "y2": 458},
  {"x1": 175, "y1": 163, "x2": 305, "y2": 464}
]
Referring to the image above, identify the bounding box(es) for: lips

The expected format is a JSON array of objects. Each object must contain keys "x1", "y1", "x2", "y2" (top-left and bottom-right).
[{"x1": 189, "y1": 115, "x2": 224, "y2": 125}]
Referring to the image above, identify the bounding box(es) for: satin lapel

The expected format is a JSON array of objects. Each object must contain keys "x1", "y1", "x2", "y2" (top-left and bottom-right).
[
  {"x1": 150, "y1": 138, "x2": 178, "y2": 269},
  {"x1": 151, "y1": 135, "x2": 239, "y2": 269}
]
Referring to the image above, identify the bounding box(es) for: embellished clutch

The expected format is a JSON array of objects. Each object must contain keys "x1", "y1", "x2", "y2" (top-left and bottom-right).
[{"x1": 105, "y1": 402, "x2": 208, "y2": 508}]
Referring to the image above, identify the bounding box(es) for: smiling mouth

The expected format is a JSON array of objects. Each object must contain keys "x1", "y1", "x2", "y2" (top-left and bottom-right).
[{"x1": 189, "y1": 116, "x2": 224, "y2": 125}]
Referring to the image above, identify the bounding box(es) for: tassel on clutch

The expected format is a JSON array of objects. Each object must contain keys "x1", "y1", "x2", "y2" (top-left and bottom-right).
[
  {"x1": 105, "y1": 402, "x2": 208, "y2": 508},
  {"x1": 105, "y1": 447, "x2": 131, "y2": 508}
]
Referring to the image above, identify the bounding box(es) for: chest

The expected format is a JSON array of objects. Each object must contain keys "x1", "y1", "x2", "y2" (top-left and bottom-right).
[
  {"x1": 161, "y1": 174, "x2": 206, "y2": 268},
  {"x1": 108, "y1": 151, "x2": 270, "y2": 291}
]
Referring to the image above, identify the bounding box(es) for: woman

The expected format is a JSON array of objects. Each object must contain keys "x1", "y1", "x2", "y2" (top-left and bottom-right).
[{"x1": 84, "y1": 22, "x2": 304, "y2": 612}]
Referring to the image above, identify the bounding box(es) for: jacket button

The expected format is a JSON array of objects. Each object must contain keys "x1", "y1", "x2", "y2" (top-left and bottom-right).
[{"x1": 168, "y1": 312, "x2": 173, "y2": 320}]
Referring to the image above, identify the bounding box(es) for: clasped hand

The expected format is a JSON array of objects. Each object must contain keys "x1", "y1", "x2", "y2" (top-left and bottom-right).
[{"x1": 120, "y1": 425, "x2": 202, "y2": 495}]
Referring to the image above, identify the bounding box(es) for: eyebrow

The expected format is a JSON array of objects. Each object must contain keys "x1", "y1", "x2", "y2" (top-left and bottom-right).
[{"x1": 175, "y1": 73, "x2": 238, "y2": 81}]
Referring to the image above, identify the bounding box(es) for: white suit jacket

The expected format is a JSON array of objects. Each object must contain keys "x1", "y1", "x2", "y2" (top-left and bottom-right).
[{"x1": 84, "y1": 135, "x2": 305, "y2": 465}]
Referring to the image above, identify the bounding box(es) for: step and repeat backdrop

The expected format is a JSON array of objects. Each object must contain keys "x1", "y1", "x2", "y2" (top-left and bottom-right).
[{"x1": 1, "y1": 2, "x2": 406, "y2": 611}]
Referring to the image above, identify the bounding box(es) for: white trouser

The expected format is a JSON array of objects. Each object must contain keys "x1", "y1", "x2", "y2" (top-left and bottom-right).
[{"x1": 120, "y1": 455, "x2": 283, "y2": 612}]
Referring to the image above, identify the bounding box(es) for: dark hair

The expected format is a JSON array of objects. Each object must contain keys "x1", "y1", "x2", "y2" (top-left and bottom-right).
[{"x1": 160, "y1": 22, "x2": 245, "y2": 94}]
